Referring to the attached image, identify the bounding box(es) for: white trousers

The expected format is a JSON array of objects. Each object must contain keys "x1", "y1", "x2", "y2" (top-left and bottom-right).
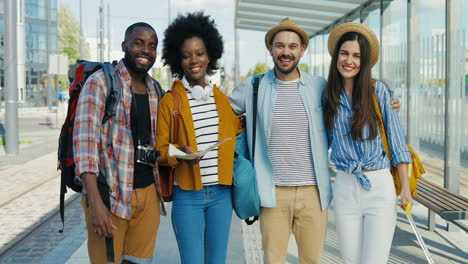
[{"x1": 334, "y1": 169, "x2": 397, "y2": 264}]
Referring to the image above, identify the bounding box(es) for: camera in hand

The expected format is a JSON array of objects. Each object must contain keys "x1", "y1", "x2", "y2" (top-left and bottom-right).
[{"x1": 136, "y1": 145, "x2": 160, "y2": 167}]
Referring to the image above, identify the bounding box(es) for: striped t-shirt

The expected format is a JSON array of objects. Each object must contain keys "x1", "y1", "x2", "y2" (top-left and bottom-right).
[
  {"x1": 269, "y1": 78, "x2": 317, "y2": 186},
  {"x1": 187, "y1": 91, "x2": 220, "y2": 186}
]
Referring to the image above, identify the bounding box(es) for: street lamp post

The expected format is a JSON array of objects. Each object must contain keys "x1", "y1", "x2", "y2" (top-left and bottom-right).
[
  {"x1": 99, "y1": 0, "x2": 104, "y2": 62},
  {"x1": 80, "y1": 0, "x2": 83, "y2": 59},
  {"x1": 4, "y1": 0, "x2": 24, "y2": 154}
]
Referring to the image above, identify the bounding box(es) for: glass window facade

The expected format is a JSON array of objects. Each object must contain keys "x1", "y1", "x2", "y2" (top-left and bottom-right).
[
  {"x1": 323, "y1": 30, "x2": 332, "y2": 78},
  {"x1": 413, "y1": 0, "x2": 447, "y2": 187},
  {"x1": 362, "y1": 1, "x2": 382, "y2": 78},
  {"x1": 309, "y1": 0, "x2": 467, "y2": 194},
  {"x1": 382, "y1": 0, "x2": 407, "y2": 123},
  {"x1": 0, "y1": 0, "x2": 58, "y2": 107},
  {"x1": 0, "y1": 18, "x2": 4, "y2": 102},
  {"x1": 311, "y1": 33, "x2": 326, "y2": 77},
  {"x1": 462, "y1": 0, "x2": 468, "y2": 168}
]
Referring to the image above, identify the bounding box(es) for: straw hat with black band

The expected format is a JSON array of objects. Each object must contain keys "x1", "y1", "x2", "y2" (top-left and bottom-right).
[
  {"x1": 265, "y1": 18, "x2": 309, "y2": 49},
  {"x1": 328, "y1": 22, "x2": 380, "y2": 67}
]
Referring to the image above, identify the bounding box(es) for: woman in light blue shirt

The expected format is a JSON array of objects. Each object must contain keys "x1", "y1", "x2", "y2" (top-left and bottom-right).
[{"x1": 323, "y1": 22, "x2": 413, "y2": 264}]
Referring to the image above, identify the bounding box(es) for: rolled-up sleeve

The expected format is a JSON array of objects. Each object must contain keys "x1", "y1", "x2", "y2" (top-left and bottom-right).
[
  {"x1": 377, "y1": 81, "x2": 412, "y2": 166},
  {"x1": 73, "y1": 72, "x2": 106, "y2": 178}
]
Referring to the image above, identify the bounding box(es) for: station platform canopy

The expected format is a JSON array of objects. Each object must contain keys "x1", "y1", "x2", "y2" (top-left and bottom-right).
[{"x1": 235, "y1": 0, "x2": 370, "y2": 38}]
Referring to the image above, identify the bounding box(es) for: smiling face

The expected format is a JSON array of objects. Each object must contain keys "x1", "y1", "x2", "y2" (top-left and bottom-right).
[
  {"x1": 122, "y1": 26, "x2": 158, "y2": 75},
  {"x1": 337, "y1": 40, "x2": 361, "y2": 81},
  {"x1": 180, "y1": 37, "x2": 211, "y2": 87},
  {"x1": 269, "y1": 30, "x2": 305, "y2": 80}
]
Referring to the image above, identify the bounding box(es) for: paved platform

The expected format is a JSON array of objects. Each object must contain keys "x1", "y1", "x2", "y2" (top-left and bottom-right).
[{"x1": 30, "y1": 191, "x2": 468, "y2": 264}]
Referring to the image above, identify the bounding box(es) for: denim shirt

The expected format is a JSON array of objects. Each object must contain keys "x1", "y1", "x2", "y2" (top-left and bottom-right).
[
  {"x1": 229, "y1": 69, "x2": 332, "y2": 210},
  {"x1": 328, "y1": 81, "x2": 412, "y2": 190}
]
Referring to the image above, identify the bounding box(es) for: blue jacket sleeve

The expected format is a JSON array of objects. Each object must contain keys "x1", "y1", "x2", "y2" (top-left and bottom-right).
[{"x1": 228, "y1": 77, "x2": 252, "y2": 116}]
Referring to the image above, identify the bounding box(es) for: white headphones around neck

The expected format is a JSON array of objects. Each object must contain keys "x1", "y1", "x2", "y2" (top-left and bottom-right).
[{"x1": 182, "y1": 76, "x2": 213, "y2": 101}]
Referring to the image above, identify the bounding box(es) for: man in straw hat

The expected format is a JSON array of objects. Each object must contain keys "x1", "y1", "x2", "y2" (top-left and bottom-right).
[
  {"x1": 229, "y1": 18, "x2": 400, "y2": 264},
  {"x1": 229, "y1": 18, "x2": 331, "y2": 263}
]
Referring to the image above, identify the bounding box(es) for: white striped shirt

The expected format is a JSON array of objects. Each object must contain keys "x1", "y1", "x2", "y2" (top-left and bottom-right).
[
  {"x1": 269, "y1": 79, "x2": 317, "y2": 186},
  {"x1": 187, "y1": 91, "x2": 219, "y2": 185}
]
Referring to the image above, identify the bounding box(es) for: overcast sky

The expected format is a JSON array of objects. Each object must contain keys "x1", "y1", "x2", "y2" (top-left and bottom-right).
[
  {"x1": 58, "y1": 0, "x2": 279, "y2": 77},
  {"x1": 58, "y1": 0, "x2": 459, "y2": 78}
]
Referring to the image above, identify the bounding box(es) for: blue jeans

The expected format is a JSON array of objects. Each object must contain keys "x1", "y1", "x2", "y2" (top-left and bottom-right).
[{"x1": 172, "y1": 184, "x2": 233, "y2": 264}]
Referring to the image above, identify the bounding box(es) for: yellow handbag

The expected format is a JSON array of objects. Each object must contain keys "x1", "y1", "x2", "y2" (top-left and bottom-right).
[{"x1": 372, "y1": 92, "x2": 425, "y2": 196}]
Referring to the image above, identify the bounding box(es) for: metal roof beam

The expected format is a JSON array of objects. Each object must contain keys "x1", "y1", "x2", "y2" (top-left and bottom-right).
[
  {"x1": 241, "y1": 0, "x2": 358, "y2": 14},
  {"x1": 237, "y1": 4, "x2": 341, "y2": 22},
  {"x1": 329, "y1": 0, "x2": 367, "y2": 4},
  {"x1": 238, "y1": 18, "x2": 322, "y2": 31},
  {"x1": 237, "y1": 12, "x2": 330, "y2": 28},
  {"x1": 237, "y1": 24, "x2": 274, "y2": 32},
  {"x1": 237, "y1": 23, "x2": 319, "y2": 36},
  {"x1": 235, "y1": 0, "x2": 371, "y2": 38}
]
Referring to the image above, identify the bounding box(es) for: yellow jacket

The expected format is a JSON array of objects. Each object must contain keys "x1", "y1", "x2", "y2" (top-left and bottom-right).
[{"x1": 156, "y1": 80, "x2": 241, "y2": 190}]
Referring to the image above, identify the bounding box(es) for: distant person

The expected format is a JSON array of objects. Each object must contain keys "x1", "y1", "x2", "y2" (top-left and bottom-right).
[
  {"x1": 73, "y1": 22, "x2": 165, "y2": 264},
  {"x1": 157, "y1": 12, "x2": 241, "y2": 264},
  {"x1": 323, "y1": 22, "x2": 412, "y2": 264}
]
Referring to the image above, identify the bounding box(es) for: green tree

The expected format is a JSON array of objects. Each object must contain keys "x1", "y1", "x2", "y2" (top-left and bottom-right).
[
  {"x1": 58, "y1": 5, "x2": 90, "y2": 64},
  {"x1": 244, "y1": 62, "x2": 270, "y2": 79},
  {"x1": 58, "y1": 4, "x2": 89, "y2": 90},
  {"x1": 58, "y1": 5, "x2": 80, "y2": 63},
  {"x1": 152, "y1": 67, "x2": 171, "y2": 91},
  {"x1": 298, "y1": 63, "x2": 309, "y2": 73},
  {"x1": 252, "y1": 62, "x2": 270, "y2": 75}
]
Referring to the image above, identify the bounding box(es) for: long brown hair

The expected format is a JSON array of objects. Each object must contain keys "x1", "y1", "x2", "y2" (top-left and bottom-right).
[{"x1": 323, "y1": 32, "x2": 379, "y2": 141}]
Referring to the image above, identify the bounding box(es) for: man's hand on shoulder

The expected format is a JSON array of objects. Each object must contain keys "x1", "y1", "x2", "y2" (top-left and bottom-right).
[
  {"x1": 381, "y1": 79, "x2": 401, "y2": 113},
  {"x1": 390, "y1": 98, "x2": 401, "y2": 112}
]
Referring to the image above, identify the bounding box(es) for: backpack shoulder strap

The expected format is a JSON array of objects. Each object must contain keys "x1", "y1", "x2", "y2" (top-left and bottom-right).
[
  {"x1": 244, "y1": 74, "x2": 264, "y2": 225},
  {"x1": 250, "y1": 74, "x2": 264, "y2": 158},
  {"x1": 101, "y1": 63, "x2": 121, "y2": 124},
  {"x1": 98, "y1": 63, "x2": 119, "y2": 263}
]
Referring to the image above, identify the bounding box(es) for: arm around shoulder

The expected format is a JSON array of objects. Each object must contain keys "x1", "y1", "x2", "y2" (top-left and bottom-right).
[{"x1": 228, "y1": 77, "x2": 252, "y2": 116}]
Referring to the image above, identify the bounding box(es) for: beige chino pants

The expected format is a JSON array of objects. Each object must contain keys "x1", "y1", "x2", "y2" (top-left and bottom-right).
[{"x1": 260, "y1": 185, "x2": 328, "y2": 264}]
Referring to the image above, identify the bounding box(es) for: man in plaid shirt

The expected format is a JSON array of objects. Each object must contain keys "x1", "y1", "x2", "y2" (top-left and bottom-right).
[{"x1": 73, "y1": 22, "x2": 165, "y2": 264}]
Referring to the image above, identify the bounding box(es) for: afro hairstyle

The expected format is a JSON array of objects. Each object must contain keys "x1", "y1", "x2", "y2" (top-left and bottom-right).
[{"x1": 162, "y1": 12, "x2": 223, "y2": 79}]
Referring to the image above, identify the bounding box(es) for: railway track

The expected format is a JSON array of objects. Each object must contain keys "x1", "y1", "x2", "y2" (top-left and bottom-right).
[{"x1": 0, "y1": 169, "x2": 82, "y2": 261}]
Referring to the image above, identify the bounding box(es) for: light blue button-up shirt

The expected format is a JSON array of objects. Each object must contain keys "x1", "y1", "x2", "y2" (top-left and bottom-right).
[
  {"x1": 328, "y1": 80, "x2": 412, "y2": 189},
  {"x1": 229, "y1": 69, "x2": 332, "y2": 210}
]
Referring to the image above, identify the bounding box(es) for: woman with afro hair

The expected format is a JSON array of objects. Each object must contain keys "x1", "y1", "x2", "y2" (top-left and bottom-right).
[{"x1": 156, "y1": 12, "x2": 241, "y2": 263}]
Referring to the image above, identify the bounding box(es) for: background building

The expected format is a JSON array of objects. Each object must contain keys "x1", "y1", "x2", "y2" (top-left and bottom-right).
[{"x1": 0, "y1": 0, "x2": 58, "y2": 107}]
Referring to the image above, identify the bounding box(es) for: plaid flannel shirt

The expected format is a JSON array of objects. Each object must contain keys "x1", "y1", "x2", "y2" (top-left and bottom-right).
[{"x1": 73, "y1": 60, "x2": 166, "y2": 219}]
